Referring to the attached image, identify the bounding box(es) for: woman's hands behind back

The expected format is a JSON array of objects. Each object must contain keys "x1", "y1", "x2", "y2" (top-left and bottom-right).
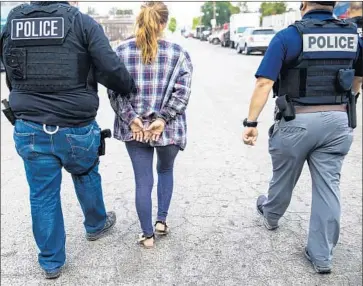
[{"x1": 130, "y1": 118, "x2": 166, "y2": 143}]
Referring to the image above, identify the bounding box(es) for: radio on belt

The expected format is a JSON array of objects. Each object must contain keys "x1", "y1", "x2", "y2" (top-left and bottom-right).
[{"x1": 11, "y1": 17, "x2": 64, "y2": 40}]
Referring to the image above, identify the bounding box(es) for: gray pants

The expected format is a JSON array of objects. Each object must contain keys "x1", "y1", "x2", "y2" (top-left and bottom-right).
[{"x1": 264, "y1": 111, "x2": 353, "y2": 268}]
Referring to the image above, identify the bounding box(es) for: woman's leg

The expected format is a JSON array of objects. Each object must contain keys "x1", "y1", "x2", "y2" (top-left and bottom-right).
[
  {"x1": 155, "y1": 145, "x2": 180, "y2": 222},
  {"x1": 125, "y1": 141, "x2": 154, "y2": 237}
]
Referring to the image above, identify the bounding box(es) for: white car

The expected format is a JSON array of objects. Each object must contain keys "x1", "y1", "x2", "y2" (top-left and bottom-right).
[
  {"x1": 236, "y1": 27, "x2": 276, "y2": 55},
  {"x1": 208, "y1": 31, "x2": 222, "y2": 45}
]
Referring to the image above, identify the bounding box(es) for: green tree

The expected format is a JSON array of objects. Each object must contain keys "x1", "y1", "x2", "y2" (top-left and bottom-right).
[
  {"x1": 168, "y1": 17, "x2": 177, "y2": 33},
  {"x1": 228, "y1": 3, "x2": 241, "y2": 15},
  {"x1": 200, "y1": 2, "x2": 240, "y2": 28},
  {"x1": 259, "y1": 2, "x2": 287, "y2": 17},
  {"x1": 259, "y1": 2, "x2": 286, "y2": 26},
  {"x1": 192, "y1": 17, "x2": 201, "y2": 29}
]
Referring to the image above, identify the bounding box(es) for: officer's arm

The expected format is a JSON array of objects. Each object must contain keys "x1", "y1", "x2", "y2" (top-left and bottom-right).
[
  {"x1": 247, "y1": 34, "x2": 286, "y2": 121},
  {"x1": 247, "y1": 78, "x2": 274, "y2": 121},
  {"x1": 352, "y1": 40, "x2": 363, "y2": 94},
  {"x1": 81, "y1": 14, "x2": 135, "y2": 96},
  {"x1": 0, "y1": 26, "x2": 12, "y2": 91},
  {"x1": 353, "y1": 77, "x2": 363, "y2": 94}
]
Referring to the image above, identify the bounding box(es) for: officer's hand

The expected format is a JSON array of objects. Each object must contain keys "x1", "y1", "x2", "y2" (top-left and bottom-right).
[
  {"x1": 144, "y1": 119, "x2": 165, "y2": 142},
  {"x1": 130, "y1": 117, "x2": 144, "y2": 142},
  {"x1": 243, "y1": 127, "x2": 258, "y2": 146}
]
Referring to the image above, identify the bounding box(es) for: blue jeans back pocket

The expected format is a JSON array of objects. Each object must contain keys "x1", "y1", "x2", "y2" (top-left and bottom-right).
[
  {"x1": 64, "y1": 123, "x2": 101, "y2": 175},
  {"x1": 13, "y1": 132, "x2": 37, "y2": 160},
  {"x1": 66, "y1": 125, "x2": 100, "y2": 160}
]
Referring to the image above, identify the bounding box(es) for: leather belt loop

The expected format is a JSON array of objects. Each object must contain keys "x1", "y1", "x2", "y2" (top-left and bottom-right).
[
  {"x1": 295, "y1": 104, "x2": 347, "y2": 114},
  {"x1": 335, "y1": 95, "x2": 342, "y2": 104}
]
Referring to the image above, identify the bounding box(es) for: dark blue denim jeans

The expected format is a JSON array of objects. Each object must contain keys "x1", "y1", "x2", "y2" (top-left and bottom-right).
[
  {"x1": 13, "y1": 119, "x2": 107, "y2": 272},
  {"x1": 125, "y1": 141, "x2": 179, "y2": 237}
]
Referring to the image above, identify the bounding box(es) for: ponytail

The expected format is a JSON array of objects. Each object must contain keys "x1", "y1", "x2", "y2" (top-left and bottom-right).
[{"x1": 135, "y1": 2, "x2": 169, "y2": 64}]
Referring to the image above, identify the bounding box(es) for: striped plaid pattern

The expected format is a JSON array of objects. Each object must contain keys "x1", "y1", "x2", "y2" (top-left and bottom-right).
[{"x1": 108, "y1": 38, "x2": 193, "y2": 150}]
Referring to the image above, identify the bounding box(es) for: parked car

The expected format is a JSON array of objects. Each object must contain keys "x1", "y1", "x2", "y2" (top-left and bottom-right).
[
  {"x1": 200, "y1": 30, "x2": 211, "y2": 41},
  {"x1": 229, "y1": 12, "x2": 260, "y2": 48},
  {"x1": 220, "y1": 30, "x2": 230, "y2": 47},
  {"x1": 196, "y1": 25, "x2": 207, "y2": 39},
  {"x1": 208, "y1": 31, "x2": 221, "y2": 45},
  {"x1": 182, "y1": 29, "x2": 189, "y2": 38},
  {"x1": 236, "y1": 27, "x2": 276, "y2": 55}
]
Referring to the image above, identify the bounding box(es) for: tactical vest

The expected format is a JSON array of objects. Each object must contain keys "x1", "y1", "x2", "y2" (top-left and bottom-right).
[
  {"x1": 274, "y1": 18, "x2": 359, "y2": 105},
  {"x1": 2, "y1": 3, "x2": 90, "y2": 92}
]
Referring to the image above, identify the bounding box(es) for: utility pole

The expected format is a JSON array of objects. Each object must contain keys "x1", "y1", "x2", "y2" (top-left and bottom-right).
[
  {"x1": 212, "y1": 1, "x2": 217, "y2": 31},
  {"x1": 213, "y1": 1, "x2": 216, "y2": 20}
]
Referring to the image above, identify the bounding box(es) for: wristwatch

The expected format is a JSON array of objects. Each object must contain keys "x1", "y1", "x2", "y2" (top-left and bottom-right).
[{"x1": 243, "y1": 118, "x2": 258, "y2": 127}]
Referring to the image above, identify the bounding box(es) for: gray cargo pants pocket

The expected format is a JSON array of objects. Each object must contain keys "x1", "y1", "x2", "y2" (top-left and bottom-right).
[{"x1": 264, "y1": 120, "x2": 308, "y2": 225}]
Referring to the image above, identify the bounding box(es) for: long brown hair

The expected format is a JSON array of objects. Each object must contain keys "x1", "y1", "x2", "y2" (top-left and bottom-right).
[{"x1": 135, "y1": 2, "x2": 169, "y2": 64}]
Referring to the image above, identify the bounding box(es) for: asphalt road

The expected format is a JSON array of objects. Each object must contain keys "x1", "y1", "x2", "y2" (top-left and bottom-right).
[{"x1": 1, "y1": 35, "x2": 362, "y2": 286}]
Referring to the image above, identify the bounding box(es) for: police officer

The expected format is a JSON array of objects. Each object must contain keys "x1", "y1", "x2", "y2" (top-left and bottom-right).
[
  {"x1": 347, "y1": 2, "x2": 363, "y2": 93},
  {"x1": 0, "y1": 1, "x2": 135, "y2": 279},
  {"x1": 242, "y1": 1, "x2": 362, "y2": 274}
]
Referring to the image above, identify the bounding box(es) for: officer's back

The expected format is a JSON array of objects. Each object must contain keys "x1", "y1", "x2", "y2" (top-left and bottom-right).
[
  {"x1": 257, "y1": 5, "x2": 362, "y2": 98},
  {"x1": 250, "y1": 1, "x2": 362, "y2": 274},
  {"x1": 1, "y1": 1, "x2": 134, "y2": 127},
  {"x1": 0, "y1": 1, "x2": 134, "y2": 279}
]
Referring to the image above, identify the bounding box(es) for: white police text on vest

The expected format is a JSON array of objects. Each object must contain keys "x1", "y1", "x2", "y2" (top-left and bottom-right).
[
  {"x1": 11, "y1": 17, "x2": 64, "y2": 40},
  {"x1": 303, "y1": 33, "x2": 358, "y2": 52}
]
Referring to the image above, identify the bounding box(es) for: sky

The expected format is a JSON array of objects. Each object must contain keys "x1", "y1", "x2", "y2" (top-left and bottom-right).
[
  {"x1": 78, "y1": 1, "x2": 301, "y2": 28},
  {"x1": 0, "y1": 1, "x2": 301, "y2": 26}
]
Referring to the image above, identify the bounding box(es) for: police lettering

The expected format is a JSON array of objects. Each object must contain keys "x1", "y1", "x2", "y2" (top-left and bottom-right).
[
  {"x1": 303, "y1": 33, "x2": 358, "y2": 52},
  {"x1": 11, "y1": 17, "x2": 64, "y2": 40},
  {"x1": 16, "y1": 20, "x2": 58, "y2": 37}
]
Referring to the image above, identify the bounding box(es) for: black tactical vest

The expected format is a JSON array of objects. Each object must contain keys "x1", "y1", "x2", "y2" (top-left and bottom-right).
[
  {"x1": 1, "y1": 3, "x2": 90, "y2": 92},
  {"x1": 274, "y1": 18, "x2": 360, "y2": 105}
]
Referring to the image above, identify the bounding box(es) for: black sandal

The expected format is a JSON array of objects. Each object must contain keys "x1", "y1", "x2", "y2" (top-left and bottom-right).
[
  {"x1": 155, "y1": 221, "x2": 169, "y2": 235},
  {"x1": 137, "y1": 233, "x2": 155, "y2": 248}
]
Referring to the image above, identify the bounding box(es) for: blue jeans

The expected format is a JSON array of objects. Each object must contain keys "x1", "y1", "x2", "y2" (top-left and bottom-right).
[
  {"x1": 125, "y1": 141, "x2": 179, "y2": 237},
  {"x1": 13, "y1": 119, "x2": 107, "y2": 272}
]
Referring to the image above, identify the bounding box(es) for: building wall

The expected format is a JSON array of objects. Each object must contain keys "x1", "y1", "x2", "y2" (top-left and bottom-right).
[{"x1": 93, "y1": 15, "x2": 135, "y2": 41}]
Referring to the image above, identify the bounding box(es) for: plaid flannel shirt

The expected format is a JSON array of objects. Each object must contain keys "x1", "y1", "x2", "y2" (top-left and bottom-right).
[{"x1": 108, "y1": 38, "x2": 193, "y2": 150}]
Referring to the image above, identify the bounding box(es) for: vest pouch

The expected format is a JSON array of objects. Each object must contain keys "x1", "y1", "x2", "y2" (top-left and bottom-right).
[
  {"x1": 5, "y1": 48, "x2": 26, "y2": 80},
  {"x1": 276, "y1": 95, "x2": 296, "y2": 121},
  {"x1": 336, "y1": 69, "x2": 355, "y2": 92}
]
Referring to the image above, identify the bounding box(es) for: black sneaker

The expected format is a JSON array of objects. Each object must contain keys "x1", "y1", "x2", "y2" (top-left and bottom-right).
[
  {"x1": 256, "y1": 195, "x2": 279, "y2": 230},
  {"x1": 304, "y1": 248, "x2": 332, "y2": 274},
  {"x1": 44, "y1": 268, "x2": 61, "y2": 279},
  {"x1": 86, "y1": 211, "x2": 116, "y2": 241}
]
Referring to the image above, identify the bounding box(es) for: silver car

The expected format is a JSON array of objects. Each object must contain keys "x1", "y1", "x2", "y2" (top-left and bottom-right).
[{"x1": 236, "y1": 27, "x2": 276, "y2": 55}]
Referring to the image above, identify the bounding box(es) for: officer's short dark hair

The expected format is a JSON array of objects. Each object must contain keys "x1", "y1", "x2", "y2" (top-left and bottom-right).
[
  {"x1": 30, "y1": 1, "x2": 69, "y2": 5},
  {"x1": 310, "y1": 1, "x2": 336, "y2": 7}
]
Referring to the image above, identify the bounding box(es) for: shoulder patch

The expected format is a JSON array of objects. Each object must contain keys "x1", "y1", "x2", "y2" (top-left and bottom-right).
[
  {"x1": 11, "y1": 17, "x2": 64, "y2": 40},
  {"x1": 303, "y1": 33, "x2": 358, "y2": 52}
]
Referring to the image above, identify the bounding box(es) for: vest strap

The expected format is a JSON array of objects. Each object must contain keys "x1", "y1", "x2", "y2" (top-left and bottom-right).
[{"x1": 299, "y1": 68, "x2": 307, "y2": 97}]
